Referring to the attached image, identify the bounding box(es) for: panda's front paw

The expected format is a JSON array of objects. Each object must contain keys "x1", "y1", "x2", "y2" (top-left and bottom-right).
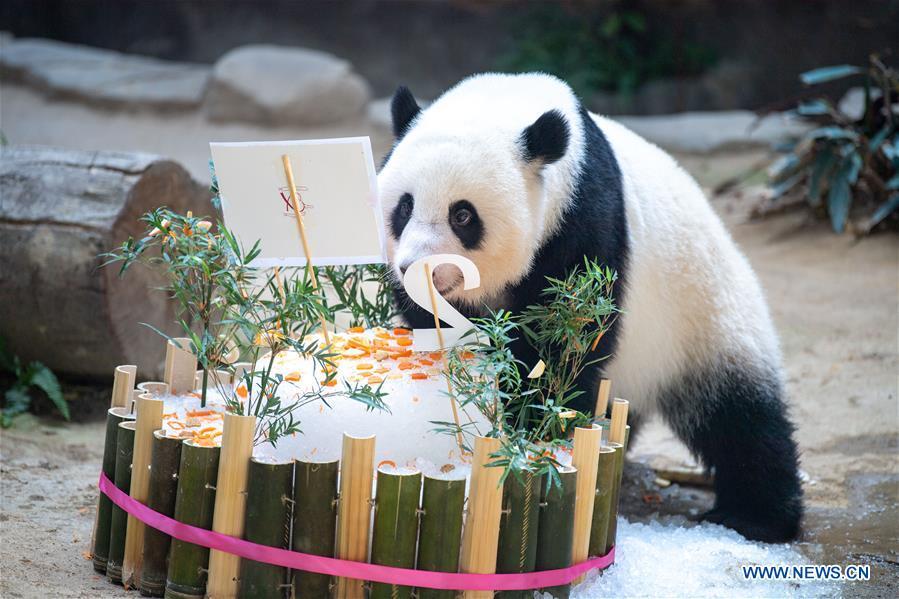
[{"x1": 700, "y1": 507, "x2": 800, "y2": 543}]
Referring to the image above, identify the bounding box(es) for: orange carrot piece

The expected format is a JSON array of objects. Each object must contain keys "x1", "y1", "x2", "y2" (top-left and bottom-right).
[
  {"x1": 356, "y1": 363, "x2": 374, "y2": 371},
  {"x1": 393, "y1": 328, "x2": 411, "y2": 336},
  {"x1": 410, "y1": 372, "x2": 428, "y2": 380},
  {"x1": 284, "y1": 371, "x2": 301, "y2": 382},
  {"x1": 396, "y1": 337, "x2": 413, "y2": 347},
  {"x1": 398, "y1": 361, "x2": 415, "y2": 370},
  {"x1": 348, "y1": 326, "x2": 365, "y2": 333},
  {"x1": 419, "y1": 358, "x2": 434, "y2": 366}
]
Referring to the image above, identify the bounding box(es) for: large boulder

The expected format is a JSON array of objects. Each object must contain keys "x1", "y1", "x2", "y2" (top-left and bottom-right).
[
  {"x1": 0, "y1": 38, "x2": 210, "y2": 111},
  {"x1": 205, "y1": 44, "x2": 370, "y2": 125}
]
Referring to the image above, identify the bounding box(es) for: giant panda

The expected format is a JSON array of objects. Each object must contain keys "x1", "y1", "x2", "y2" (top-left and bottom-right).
[{"x1": 377, "y1": 72, "x2": 802, "y2": 543}]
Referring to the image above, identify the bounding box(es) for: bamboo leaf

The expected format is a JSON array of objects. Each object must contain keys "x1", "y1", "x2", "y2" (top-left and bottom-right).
[
  {"x1": 800, "y1": 64, "x2": 862, "y2": 85},
  {"x1": 796, "y1": 99, "x2": 831, "y2": 116},
  {"x1": 28, "y1": 363, "x2": 69, "y2": 421},
  {"x1": 827, "y1": 166, "x2": 852, "y2": 233},
  {"x1": 864, "y1": 194, "x2": 899, "y2": 231}
]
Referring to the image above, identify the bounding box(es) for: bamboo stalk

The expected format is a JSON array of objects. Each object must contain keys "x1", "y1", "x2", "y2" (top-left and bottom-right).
[
  {"x1": 370, "y1": 466, "x2": 422, "y2": 599},
  {"x1": 280, "y1": 154, "x2": 331, "y2": 347},
  {"x1": 334, "y1": 433, "x2": 376, "y2": 599},
  {"x1": 107, "y1": 420, "x2": 137, "y2": 585},
  {"x1": 292, "y1": 459, "x2": 339, "y2": 598},
  {"x1": 138, "y1": 381, "x2": 171, "y2": 397},
  {"x1": 207, "y1": 413, "x2": 256, "y2": 599},
  {"x1": 609, "y1": 398, "x2": 628, "y2": 445},
  {"x1": 593, "y1": 379, "x2": 612, "y2": 420},
  {"x1": 603, "y1": 442, "x2": 625, "y2": 554},
  {"x1": 606, "y1": 400, "x2": 629, "y2": 547},
  {"x1": 110, "y1": 365, "x2": 137, "y2": 408},
  {"x1": 571, "y1": 425, "x2": 602, "y2": 584},
  {"x1": 417, "y1": 475, "x2": 465, "y2": 599},
  {"x1": 587, "y1": 445, "x2": 616, "y2": 559},
  {"x1": 460, "y1": 435, "x2": 504, "y2": 599},
  {"x1": 139, "y1": 431, "x2": 183, "y2": 597},
  {"x1": 239, "y1": 459, "x2": 294, "y2": 598},
  {"x1": 165, "y1": 440, "x2": 221, "y2": 599},
  {"x1": 535, "y1": 467, "x2": 578, "y2": 599},
  {"x1": 164, "y1": 337, "x2": 197, "y2": 395},
  {"x1": 123, "y1": 394, "x2": 165, "y2": 588},
  {"x1": 92, "y1": 407, "x2": 134, "y2": 573},
  {"x1": 496, "y1": 472, "x2": 541, "y2": 599}
]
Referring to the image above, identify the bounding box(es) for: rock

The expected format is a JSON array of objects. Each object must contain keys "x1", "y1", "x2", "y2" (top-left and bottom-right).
[
  {"x1": 0, "y1": 38, "x2": 209, "y2": 111},
  {"x1": 205, "y1": 44, "x2": 370, "y2": 125},
  {"x1": 615, "y1": 110, "x2": 811, "y2": 153},
  {"x1": 838, "y1": 86, "x2": 880, "y2": 121}
]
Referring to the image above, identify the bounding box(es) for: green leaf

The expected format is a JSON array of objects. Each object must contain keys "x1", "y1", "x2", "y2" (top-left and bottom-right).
[
  {"x1": 865, "y1": 194, "x2": 899, "y2": 231},
  {"x1": 869, "y1": 125, "x2": 892, "y2": 152},
  {"x1": 808, "y1": 148, "x2": 836, "y2": 205},
  {"x1": 2, "y1": 387, "x2": 32, "y2": 427},
  {"x1": 28, "y1": 363, "x2": 69, "y2": 421},
  {"x1": 799, "y1": 65, "x2": 862, "y2": 85},
  {"x1": 827, "y1": 162, "x2": 853, "y2": 233},
  {"x1": 886, "y1": 174, "x2": 899, "y2": 191},
  {"x1": 808, "y1": 127, "x2": 859, "y2": 141},
  {"x1": 796, "y1": 99, "x2": 831, "y2": 116}
]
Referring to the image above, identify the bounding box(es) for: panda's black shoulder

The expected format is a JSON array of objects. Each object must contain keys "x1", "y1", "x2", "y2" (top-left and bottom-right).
[{"x1": 511, "y1": 107, "x2": 629, "y2": 307}]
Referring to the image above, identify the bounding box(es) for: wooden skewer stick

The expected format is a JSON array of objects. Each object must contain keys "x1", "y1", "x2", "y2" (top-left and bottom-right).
[
  {"x1": 424, "y1": 261, "x2": 465, "y2": 454},
  {"x1": 281, "y1": 154, "x2": 331, "y2": 348}
]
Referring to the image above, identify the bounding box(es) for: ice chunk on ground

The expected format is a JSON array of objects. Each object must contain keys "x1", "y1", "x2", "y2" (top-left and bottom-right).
[{"x1": 564, "y1": 517, "x2": 841, "y2": 598}]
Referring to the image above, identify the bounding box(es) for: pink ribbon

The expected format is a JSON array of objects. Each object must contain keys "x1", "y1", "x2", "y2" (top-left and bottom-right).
[{"x1": 99, "y1": 472, "x2": 614, "y2": 591}]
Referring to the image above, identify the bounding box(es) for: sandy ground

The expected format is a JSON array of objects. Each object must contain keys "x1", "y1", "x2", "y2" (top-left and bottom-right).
[{"x1": 1, "y1": 84, "x2": 897, "y2": 597}]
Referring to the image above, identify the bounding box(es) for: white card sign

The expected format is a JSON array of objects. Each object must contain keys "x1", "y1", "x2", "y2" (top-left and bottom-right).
[
  {"x1": 209, "y1": 137, "x2": 386, "y2": 267},
  {"x1": 402, "y1": 254, "x2": 481, "y2": 352}
]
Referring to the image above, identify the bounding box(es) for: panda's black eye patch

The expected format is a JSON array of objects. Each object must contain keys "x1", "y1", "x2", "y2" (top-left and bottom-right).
[
  {"x1": 390, "y1": 193, "x2": 414, "y2": 239},
  {"x1": 449, "y1": 200, "x2": 483, "y2": 250}
]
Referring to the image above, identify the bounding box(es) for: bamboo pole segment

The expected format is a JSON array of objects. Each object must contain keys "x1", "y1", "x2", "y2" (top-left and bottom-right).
[
  {"x1": 164, "y1": 337, "x2": 197, "y2": 395},
  {"x1": 107, "y1": 420, "x2": 137, "y2": 585},
  {"x1": 238, "y1": 459, "x2": 294, "y2": 599},
  {"x1": 370, "y1": 467, "x2": 423, "y2": 599},
  {"x1": 280, "y1": 154, "x2": 331, "y2": 347},
  {"x1": 535, "y1": 468, "x2": 578, "y2": 599},
  {"x1": 334, "y1": 433, "x2": 376, "y2": 599},
  {"x1": 496, "y1": 472, "x2": 542, "y2": 599},
  {"x1": 604, "y1": 442, "x2": 625, "y2": 554},
  {"x1": 424, "y1": 261, "x2": 465, "y2": 454},
  {"x1": 292, "y1": 459, "x2": 339, "y2": 598},
  {"x1": 460, "y1": 435, "x2": 504, "y2": 599},
  {"x1": 207, "y1": 413, "x2": 256, "y2": 599},
  {"x1": 138, "y1": 431, "x2": 183, "y2": 597},
  {"x1": 165, "y1": 440, "x2": 221, "y2": 599},
  {"x1": 609, "y1": 398, "x2": 628, "y2": 445},
  {"x1": 587, "y1": 445, "x2": 617, "y2": 559},
  {"x1": 138, "y1": 381, "x2": 171, "y2": 397},
  {"x1": 92, "y1": 407, "x2": 134, "y2": 573},
  {"x1": 110, "y1": 365, "x2": 137, "y2": 408},
  {"x1": 571, "y1": 425, "x2": 602, "y2": 584},
  {"x1": 417, "y1": 475, "x2": 466, "y2": 599},
  {"x1": 594, "y1": 379, "x2": 612, "y2": 420},
  {"x1": 122, "y1": 394, "x2": 165, "y2": 588}
]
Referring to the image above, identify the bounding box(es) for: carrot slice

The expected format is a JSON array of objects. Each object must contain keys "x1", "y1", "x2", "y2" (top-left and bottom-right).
[
  {"x1": 356, "y1": 363, "x2": 374, "y2": 371},
  {"x1": 396, "y1": 337, "x2": 413, "y2": 347},
  {"x1": 348, "y1": 326, "x2": 365, "y2": 333},
  {"x1": 419, "y1": 358, "x2": 434, "y2": 366},
  {"x1": 393, "y1": 328, "x2": 411, "y2": 336},
  {"x1": 368, "y1": 376, "x2": 383, "y2": 384},
  {"x1": 410, "y1": 372, "x2": 428, "y2": 380},
  {"x1": 284, "y1": 371, "x2": 302, "y2": 381},
  {"x1": 236, "y1": 385, "x2": 248, "y2": 399},
  {"x1": 398, "y1": 361, "x2": 415, "y2": 370},
  {"x1": 378, "y1": 460, "x2": 397, "y2": 470},
  {"x1": 428, "y1": 352, "x2": 443, "y2": 360}
]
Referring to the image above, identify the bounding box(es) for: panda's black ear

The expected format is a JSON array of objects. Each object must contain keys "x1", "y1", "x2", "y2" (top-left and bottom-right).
[
  {"x1": 391, "y1": 86, "x2": 421, "y2": 140},
  {"x1": 520, "y1": 109, "x2": 569, "y2": 165}
]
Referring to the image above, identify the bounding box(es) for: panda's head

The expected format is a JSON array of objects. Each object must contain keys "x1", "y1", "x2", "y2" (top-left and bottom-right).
[{"x1": 378, "y1": 80, "x2": 573, "y2": 309}]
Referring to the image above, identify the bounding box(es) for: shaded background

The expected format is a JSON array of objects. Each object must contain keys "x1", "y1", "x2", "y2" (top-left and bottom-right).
[{"x1": 4, "y1": 0, "x2": 897, "y2": 112}]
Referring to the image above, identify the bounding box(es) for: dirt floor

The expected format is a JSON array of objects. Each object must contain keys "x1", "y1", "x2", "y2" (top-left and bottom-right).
[{"x1": 1, "y1": 84, "x2": 897, "y2": 597}]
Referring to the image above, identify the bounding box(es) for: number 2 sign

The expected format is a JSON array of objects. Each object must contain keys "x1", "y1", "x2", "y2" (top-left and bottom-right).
[{"x1": 401, "y1": 254, "x2": 481, "y2": 352}]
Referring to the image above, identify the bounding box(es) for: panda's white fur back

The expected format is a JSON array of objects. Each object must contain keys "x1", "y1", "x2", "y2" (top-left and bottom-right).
[
  {"x1": 382, "y1": 71, "x2": 803, "y2": 542},
  {"x1": 592, "y1": 115, "x2": 783, "y2": 421}
]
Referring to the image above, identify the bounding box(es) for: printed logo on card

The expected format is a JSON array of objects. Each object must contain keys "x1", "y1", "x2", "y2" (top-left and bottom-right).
[{"x1": 278, "y1": 185, "x2": 313, "y2": 217}]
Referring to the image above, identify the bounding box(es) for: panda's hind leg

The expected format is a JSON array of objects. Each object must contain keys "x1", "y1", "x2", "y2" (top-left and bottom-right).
[{"x1": 659, "y1": 363, "x2": 803, "y2": 542}]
